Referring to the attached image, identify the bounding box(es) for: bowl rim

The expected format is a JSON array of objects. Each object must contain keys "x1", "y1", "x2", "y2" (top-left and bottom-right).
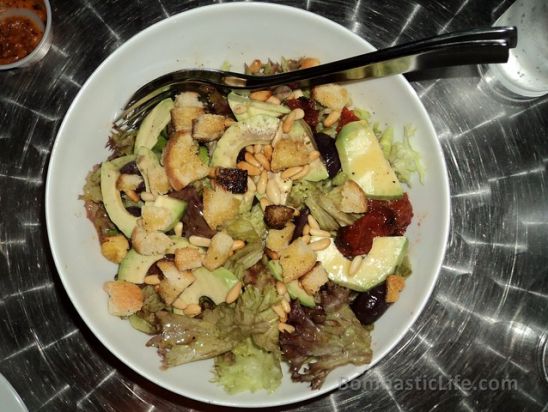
[
  {"x1": 45, "y1": 2, "x2": 451, "y2": 407},
  {"x1": 0, "y1": 0, "x2": 52, "y2": 70}
]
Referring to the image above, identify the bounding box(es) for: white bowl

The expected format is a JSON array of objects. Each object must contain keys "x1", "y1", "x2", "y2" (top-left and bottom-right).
[{"x1": 45, "y1": 3, "x2": 450, "y2": 408}]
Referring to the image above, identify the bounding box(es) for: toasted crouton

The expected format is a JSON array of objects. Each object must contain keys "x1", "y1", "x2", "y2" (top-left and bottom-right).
[
  {"x1": 279, "y1": 238, "x2": 317, "y2": 282},
  {"x1": 312, "y1": 83, "x2": 350, "y2": 110},
  {"x1": 264, "y1": 205, "x2": 294, "y2": 229},
  {"x1": 157, "y1": 261, "x2": 195, "y2": 304},
  {"x1": 202, "y1": 231, "x2": 234, "y2": 271},
  {"x1": 135, "y1": 151, "x2": 170, "y2": 196},
  {"x1": 300, "y1": 263, "x2": 328, "y2": 295},
  {"x1": 103, "y1": 280, "x2": 143, "y2": 316},
  {"x1": 270, "y1": 139, "x2": 310, "y2": 171},
  {"x1": 385, "y1": 275, "x2": 406, "y2": 303},
  {"x1": 116, "y1": 174, "x2": 143, "y2": 192},
  {"x1": 163, "y1": 131, "x2": 209, "y2": 191},
  {"x1": 175, "y1": 91, "x2": 204, "y2": 108},
  {"x1": 171, "y1": 106, "x2": 205, "y2": 132},
  {"x1": 141, "y1": 205, "x2": 172, "y2": 232},
  {"x1": 100, "y1": 235, "x2": 129, "y2": 263},
  {"x1": 192, "y1": 114, "x2": 226, "y2": 142},
  {"x1": 340, "y1": 180, "x2": 368, "y2": 213},
  {"x1": 266, "y1": 222, "x2": 295, "y2": 252},
  {"x1": 174, "y1": 247, "x2": 203, "y2": 271},
  {"x1": 203, "y1": 187, "x2": 241, "y2": 230},
  {"x1": 131, "y1": 225, "x2": 172, "y2": 256}
]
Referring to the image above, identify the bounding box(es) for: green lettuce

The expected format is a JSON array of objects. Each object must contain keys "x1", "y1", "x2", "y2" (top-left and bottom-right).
[{"x1": 387, "y1": 125, "x2": 425, "y2": 186}]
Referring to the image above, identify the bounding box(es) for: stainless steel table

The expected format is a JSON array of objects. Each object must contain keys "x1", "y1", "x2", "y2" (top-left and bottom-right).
[{"x1": 1, "y1": 0, "x2": 547, "y2": 410}]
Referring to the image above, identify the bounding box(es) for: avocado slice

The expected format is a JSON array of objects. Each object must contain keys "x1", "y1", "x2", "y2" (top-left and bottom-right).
[
  {"x1": 267, "y1": 259, "x2": 283, "y2": 281},
  {"x1": 335, "y1": 121, "x2": 403, "y2": 199},
  {"x1": 100, "y1": 157, "x2": 139, "y2": 238},
  {"x1": 286, "y1": 280, "x2": 315, "y2": 308},
  {"x1": 211, "y1": 115, "x2": 280, "y2": 168},
  {"x1": 117, "y1": 249, "x2": 164, "y2": 284},
  {"x1": 316, "y1": 235, "x2": 408, "y2": 292},
  {"x1": 134, "y1": 98, "x2": 174, "y2": 152},
  {"x1": 135, "y1": 146, "x2": 169, "y2": 196},
  {"x1": 289, "y1": 120, "x2": 329, "y2": 182},
  {"x1": 172, "y1": 267, "x2": 239, "y2": 307},
  {"x1": 228, "y1": 92, "x2": 290, "y2": 121},
  {"x1": 149, "y1": 195, "x2": 187, "y2": 232}
]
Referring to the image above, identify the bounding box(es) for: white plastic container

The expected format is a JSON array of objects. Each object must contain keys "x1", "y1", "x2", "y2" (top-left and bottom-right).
[{"x1": 0, "y1": 0, "x2": 52, "y2": 70}]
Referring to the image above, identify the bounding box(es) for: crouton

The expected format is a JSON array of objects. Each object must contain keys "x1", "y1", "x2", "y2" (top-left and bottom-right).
[
  {"x1": 270, "y1": 138, "x2": 310, "y2": 171},
  {"x1": 171, "y1": 107, "x2": 204, "y2": 132},
  {"x1": 192, "y1": 114, "x2": 226, "y2": 142},
  {"x1": 279, "y1": 238, "x2": 317, "y2": 282},
  {"x1": 202, "y1": 186, "x2": 241, "y2": 230},
  {"x1": 116, "y1": 174, "x2": 143, "y2": 192},
  {"x1": 100, "y1": 235, "x2": 129, "y2": 263},
  {"x1": 141, "y1": 204, "x2": 172, "y2": 232},
  {"x1": 157, "y1": 261, "x2": 195, "y2": 305},
  {"x1": 131, "y1": 225, "x2": 173, "y2": 256},
  {"x1": 312, "y1": 83, "x2": 350, "y2": 110},
  {"x1": 266, "y1": 222, "x2": 295, "y2": 252},
  {"x1": 163, "y1": 131, "x2": 209, "y2": 191},
  {"x1": 264, "y1": 205, "x2": 294, "y2": 229},
  {"x1": 385, "y1": 275, "x2": 406, "y2": 303},
  {"x1": 103, "y1": 280, "x2": 143, "y2": 316},
  {"x1": 175, "y1": 91, "x2": 204, "y2": 108},
  {"x1": 174, "y1": 247, "x2": 203, "y2": 271},
  {"x1": 215, "y1": 167, "x2": 248, "y2": 194},
  {"x1": 300, "y1": 263, "x2": 328, "y2": 295},
  {"x1": 340, "y1": 180, "x2": 368, "y2": 213},
  {"x1": 202, "y1": 231, "x2": 234, "y2": 271}
]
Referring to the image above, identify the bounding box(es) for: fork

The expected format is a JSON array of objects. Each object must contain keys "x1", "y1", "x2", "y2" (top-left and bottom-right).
[{"x1": 115, "y1": 26, "x2": 517, "y2": 129}]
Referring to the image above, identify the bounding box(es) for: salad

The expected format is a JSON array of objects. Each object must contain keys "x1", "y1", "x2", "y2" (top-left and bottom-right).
[{"x1": 82, "y1": 57, "x2": 423, "y2": 394}]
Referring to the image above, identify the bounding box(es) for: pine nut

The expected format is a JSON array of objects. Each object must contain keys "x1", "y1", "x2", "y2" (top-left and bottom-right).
[
  {"x1": 254, "y1": 152, "x2": 270, "y2": 171},
  {"x1": 324, "y1": 109, "x2": 342, "y2": 128},
  {"x1": 348, "y1": 255, "x2": 364, "y2": 277},
  {"x1": 263, "y1": 145, "x2": 273, "y2": 161},
  {"x1": 276, "y1": 281, "x2": 287, "y2": 296},
  {"x1": 144, "y1": 274, "x2": 160, "y2": 285},
  {"x1": 224, "y1": 118, "x2": 236, "y2": 127},
  {"x1": 174, "y1": 221, "x2": 183, "y2": 237},
  {"x1": 282, "y1": 111, "x2": 296, "y2": 133},
  {"x1": 250, "y1": 90, "x2": 272, "y2": 102},
  {"x1": 309, "y1": 228, "x2": 331, "y2": 238},
  {"x1": 244, "y1": 152, "x2": 261, "y2": 168},
  {"x1": 266, "y1": 248, "x2": 280, "y2": 260},
  {"x1": 281, "y1": 299, "x2": 291, "y2": 313},
  {"x1": 237, "y1": 161, "x2": 261, "y2": 176},
  {"x1": 125, "y1": 189, "x2": 140, "y2": 203},
  {"x1": 266, "y1": 178, "x2": 281, "y2": 204},
  {"x1": 189, "y1": 235, "x2": 211, "y2": 247},
  {"x1": 183, "y1": 303, "x2": 202, "y2": 317},
  {"x1": 248, "y1": 59, "x2": 262, "y2": 74},
  {"x1": 266, "y1": 95, "x2": 281, "y2": 105},
  {"x1": 257, "y1": 171, "x2": 268, "y2": 195},
  {"x1": 281, "y1": 166, "x2": 303, "y2": 179},
  {"x1": 291, "y1": 89, "x2": 304, "y2": 99},
  {"x1": 303, "y1": 224, "x2": 310, "y2": 235},
  {"x1": 299, "y1": 57, "x2": 321, "y2": 69},
  {"x1": 278, "y1": 322, "x2": 295, "y2": 334},
  {"x1": 309, "y1": 238, "x2": 331, "y2": 251},
  {"x1": 254, "y1": 144, "x2": 262, "y2": 154},
  {"x1": 290, "y1": 164, "x2": 310, "y2": 180},
  {"x1": 225, "y1": 281, "x2": 243, "y2": 304},
  {"x1": 260, "y1": 197, "x2": 271, "y2": 211},
  {"x1": 247, "y1": 177, "x2": 256, "y2": 194},
  {"x1": 245, "y1": 145, "x2": 255, "y2": 153},
  {"x1": 232, "y1": 240, "x2": 246, "y2": 251},
  {"x1": 308, "y1": 150, "x2": 321, "y2": 162},
  {"x1": 272, "y1": 304, "x2": 287, "y2": 322},
  {"x1": 208, "y1": 167, "x2": 218, "y2": 178},
  {"x1": 140, "y1": 192, "x2": 154, "y2": 202},
  {"x1": 292, "y1": 108, "x2": 305, "y2": 120},
  {"x1": 307, "y1": 214, "x2": 320, "y2": 230}
]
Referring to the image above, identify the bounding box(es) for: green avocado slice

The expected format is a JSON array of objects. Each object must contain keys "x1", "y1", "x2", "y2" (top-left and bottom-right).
[
  {"x1": 172, "y1": 267, "x2": 239, "y2": 307},
  {"x1": 134, "y1": 98, "x2": 174, "y2": 153},
  {"x1": 227, "y1": 92, "x2": 290, "y2": 121}
]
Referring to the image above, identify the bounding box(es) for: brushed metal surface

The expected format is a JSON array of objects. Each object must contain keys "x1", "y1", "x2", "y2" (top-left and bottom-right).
[{"x1": 1, "y1": 0, "x2": 547, "y2": 411}]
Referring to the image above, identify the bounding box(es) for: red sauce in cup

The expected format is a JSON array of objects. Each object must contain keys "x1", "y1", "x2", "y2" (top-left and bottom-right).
[{"x1": 0, "y1": 0, "x2": 47, "y2": 65}]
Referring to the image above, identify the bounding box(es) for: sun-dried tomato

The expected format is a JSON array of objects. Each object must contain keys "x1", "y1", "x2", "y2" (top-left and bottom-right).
[
  {"x1": 286, "y1": 97, "x2": 319, "y2": 128},
  {"x1": 334, "y1": 193, "x2": 413, "y2": 258},
  {"x1": 337, "y1": 107, "x2": 360, "y2": 132}
]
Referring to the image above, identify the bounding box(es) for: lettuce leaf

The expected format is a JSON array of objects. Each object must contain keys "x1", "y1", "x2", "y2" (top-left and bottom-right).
[
  {"x1": 214, "y1": 338, "x2": 282, "y2": 394},
  {"x1": 381, "y1": 124, "x2": 425, "y2": 186}
]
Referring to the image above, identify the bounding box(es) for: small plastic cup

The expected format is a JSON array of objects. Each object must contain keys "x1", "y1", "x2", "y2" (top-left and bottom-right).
[
  {"x1": 479, "y1": 0, "x2": 548, "y2": 102},
  {"x1": 0, "y1": 0, "x2": 52, "y2": 70}
]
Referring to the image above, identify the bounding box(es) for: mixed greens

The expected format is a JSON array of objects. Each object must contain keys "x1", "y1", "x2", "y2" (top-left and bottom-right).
[{"x1": 82, "y1": 57, "x2": 424, "y2": 394}]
